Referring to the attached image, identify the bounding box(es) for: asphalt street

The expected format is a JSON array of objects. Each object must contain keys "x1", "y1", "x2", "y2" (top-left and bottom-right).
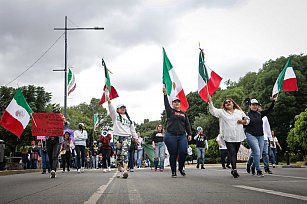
[{"x1": 0, "y1": 165, "x2": 306, "y2": 204}]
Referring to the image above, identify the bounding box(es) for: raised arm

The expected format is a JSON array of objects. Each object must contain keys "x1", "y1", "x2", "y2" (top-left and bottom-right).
[{"x1": 260, "y1": 100, "x2": 275, "y2": 117}]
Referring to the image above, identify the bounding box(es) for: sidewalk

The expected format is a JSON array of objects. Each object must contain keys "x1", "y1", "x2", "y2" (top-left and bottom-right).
[{"x1": 0, "y1": 169, "x2": 41, "y2": 176}]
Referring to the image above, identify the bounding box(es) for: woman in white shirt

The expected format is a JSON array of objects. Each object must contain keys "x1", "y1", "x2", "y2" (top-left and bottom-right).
[
  {"x1": 208, "y1": 97, "x2": 249, "y2": 178},
  {"x1": 74, "y1": 123, "x2": 88, "y2": 173}
]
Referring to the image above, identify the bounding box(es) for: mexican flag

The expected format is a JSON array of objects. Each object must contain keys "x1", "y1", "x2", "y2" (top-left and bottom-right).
[
  {"x1": 162, "y1": 48, "x2": 189, "y2": 112},
  {"x1": 198, "y1": 49, "x2": 222, "y2": 102},
  {"x1": 272, "y1": 58, "x2": 298, "y2": 96},
  {"x1": 93, "y1": 113, "x2": 99, "y2": 130},
  {"x1": 0, "y1": 89, "x2": 33, "y2": 138},
  {"x1": 67, "y1": 68, "x2": 76, "y2": 96},
  {"x1": 99, "y1": 58, "x2": 119, "y2": 105}
]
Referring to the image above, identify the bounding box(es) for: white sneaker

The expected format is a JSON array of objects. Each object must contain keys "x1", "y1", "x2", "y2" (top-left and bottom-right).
[
  {"x1": 81, "y1": 167, "x2": 85, "y2": 173},
  {"x1": 77, "y1": 169, "x2": 81, "y2": 173},
  {"x1": 50, "y1": 170, "x2": 56, "y2": 178},
  {"x1": 103, "y1": 169, "x2": 107, "y2": 173},
  {"x1": 108, "y1": 167, "x2": 111, "y2": 172}
]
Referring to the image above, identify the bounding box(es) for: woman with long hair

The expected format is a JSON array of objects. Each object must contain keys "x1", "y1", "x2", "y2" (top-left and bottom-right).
[
  {"x1": 208, "y1": 96, "x2": 249, "y2": 178},
  {"x1": 151, "y1": 124, "x2": 166, "y2": 171},
  {"x1": 74, "y1": 123, "x2": 88, "y2": 173},
  {"x1": 61, "y1": 131, "x2": 74, "y2": 172},
  {"x1": 106, "y1": 96, "x2": 137, "y2": 179}
]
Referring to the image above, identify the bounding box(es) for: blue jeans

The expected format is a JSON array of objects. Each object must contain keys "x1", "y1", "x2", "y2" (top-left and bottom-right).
[
  {"x1": 136, "y1": 149, "x2": 143, "y2": 168},
  {"x1": 246, "y1": 133, "x2": 264, "y2": 171},
  {"x1": 196, "y1": 147, "x2": 205, "y2": 165},
  {"x1": 41, "y1": 150, "x2": 50, "y2": 172},
  {"x1": 154, "y1": 142, "x2": 166, "y2": 169},
  {"x1": 164, "y1": 132, "x2": 188, "y2": 174},
  {"x1": 92, "y1": 155, "x2": 99, "y2": 168},
  {"x1": 262, "y1": 140, "x2": 270, "y2": 171},
  {"x1": 270, "y1": 148, "x2": 277, "y2": 165}
]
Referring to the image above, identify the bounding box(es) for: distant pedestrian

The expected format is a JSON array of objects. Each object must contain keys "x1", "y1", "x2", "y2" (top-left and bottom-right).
[
  {"x1": 163, "y1": 87, "x2": 192, "y2": 178},
  {"x1": 152, "y1": 124, "x2": 166, "y2": 171},
  {"x1": 91, "y1": 141, "x2": 99, "y2": 169},
  {"x1": 208, "y1": 96, "x2": 249, "y2": 178},
  {"x1": 74, "y1": 123, "x2": 88, "y2": 173},
  {"x1": 38, "y1": 139, "x2": 50, "y2": 174},
  {"x1": 128, "y1": 137, "x2": 137, "y2": 172},
  {"x1": 216, "y1": 134, "x2": 230, "y2": 169},
  {"x1": 106, "y1": 95, "x2": 137, "y2": 179},
  {"x1": 61, "y1": 131, "x2": 74, "y2": 172},
  {"x1": 194, "y1": 126, "x2": 208, "y2": 169},
  {"x1": 28, "y1": 140, "x2": 40, "y2": 169},
  {"x1": 269, "y1": 131, "x2": 282, "y2": 168},
  {"x1": 99, "y1": 129, "x2": 112, "y2": 172},
  {"x1": 136, "y1": 132, "x2": 144, "y2": 169}
]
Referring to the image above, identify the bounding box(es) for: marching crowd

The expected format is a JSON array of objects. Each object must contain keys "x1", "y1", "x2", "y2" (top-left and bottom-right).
[{"x1": 22, "y1": 88, "x2": 282, "y2": 180}]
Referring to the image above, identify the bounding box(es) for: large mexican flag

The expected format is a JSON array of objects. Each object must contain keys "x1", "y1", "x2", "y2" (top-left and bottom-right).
[
  {"x1": 198, "y1": 49, "x2": 222, "y2": 102},
  {"x1": 272, "y1": 58, "x2": 298, "y2": 96},
  {"x1": 0, "y1": 89, "x2": 33, "y2": 138},
  {"x1": 162, "y1": 48, "x2": 189, "y2": 112}
]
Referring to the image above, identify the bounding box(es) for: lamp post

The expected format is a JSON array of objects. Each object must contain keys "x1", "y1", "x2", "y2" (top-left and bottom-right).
[{"x1": 54, "y1": 16, "x2": 104, "y2": 118}]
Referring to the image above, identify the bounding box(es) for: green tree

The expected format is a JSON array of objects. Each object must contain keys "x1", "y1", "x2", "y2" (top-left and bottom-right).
[{"x1": 287, "y1": 108, "x2": 307, "y2": 154}]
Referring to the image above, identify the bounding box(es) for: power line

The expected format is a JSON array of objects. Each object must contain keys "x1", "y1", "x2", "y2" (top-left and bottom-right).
[{"x1": 4, "y1": 32, "x2": 65, "y2": 86}]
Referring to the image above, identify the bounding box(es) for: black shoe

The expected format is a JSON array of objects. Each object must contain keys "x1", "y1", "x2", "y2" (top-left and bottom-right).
[
  {"x1": 201, "y1": 165, "x2": 205, "y2": 169},
  {"x1": 196, "y1": 164, "x2": 199, "y2": 169},
  {"x1": 172, "y1": 172, "x2": 177, "y2": 178},
  {"x1": 265, "y1": 169, "x2": 272, "y2": 174},
  {"x1": 251, "y1": 166, "x2": 255, "y2": 175},
  {"x1": 41, "y1": 171, "x2": 46, "y2": 174},
  {"x1": 257, "y1": 171, "x2": 264, "y2": 177},
  {"x1": 222, "y1": 166, "x2": 226, "y2": 169},
  {"x1": 232, "y1": 170, "x2": 239, "y2": 178},
  {"x1": 246, "y1": 164, "x2": 251, "y2": 174},
  {"x1": 179, "y1": 169, "x2": 186, "y2": 176},
  {"x1": 226, "y1": 165, "x2": 231, "y2": 169}
]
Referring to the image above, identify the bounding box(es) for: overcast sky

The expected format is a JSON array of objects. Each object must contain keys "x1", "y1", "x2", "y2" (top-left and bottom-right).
[{"x1": 1, "y1": 0, "x2": 307, "y2": 124}]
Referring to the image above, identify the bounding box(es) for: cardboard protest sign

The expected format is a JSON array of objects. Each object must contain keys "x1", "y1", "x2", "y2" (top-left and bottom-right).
[{"x1": 32, "y1": 113, "x2": 64, "y2": 136}]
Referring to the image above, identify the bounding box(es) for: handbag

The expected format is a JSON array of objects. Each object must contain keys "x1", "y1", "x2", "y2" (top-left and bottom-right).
[{"x1": 60, "y1": 149, "x2": 66, "y2": 155}]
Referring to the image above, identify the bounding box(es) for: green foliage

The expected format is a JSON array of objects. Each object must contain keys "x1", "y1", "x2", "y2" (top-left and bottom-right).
[
  {"x1": 136, "y1": 120, "x2": 161, "y2": 144},
  {"x1": 287, "y1": 108, "x2": 307, "y2": 154},
  {"x1": 206, "y1": 139, "x2": 219, "y2": 163}
]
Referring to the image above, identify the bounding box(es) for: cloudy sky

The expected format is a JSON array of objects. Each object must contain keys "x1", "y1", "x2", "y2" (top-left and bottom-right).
[{"x1": 1, "y1": 0, "x2": 307, "y2": 124}]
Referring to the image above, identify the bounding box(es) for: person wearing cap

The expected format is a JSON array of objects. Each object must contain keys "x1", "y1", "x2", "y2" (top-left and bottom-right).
[
  {"x1": 74, "y1": 122, "x2": 88, "y2": 173},
  {"x1": 106, "y1": 96, "x2": 137, "y2": 179},
  {"x1": 245, "y1": 98, "x2": 276, "y2": 177},
  {"x1": 60, "y1": 131, "x2": 74, "y2": 172},
  {"x1": 208, "y1": 96, "x2": 249, "y2": 178},
  {"x1": 194, "y1": 126, "x2": 208, "y2": 169},
  {"x1": 163, "y1": 88, "x2": 192, "y2": 178},
  {"x1": 151, "y1": 124, "x2": 166, "y2": 171}
]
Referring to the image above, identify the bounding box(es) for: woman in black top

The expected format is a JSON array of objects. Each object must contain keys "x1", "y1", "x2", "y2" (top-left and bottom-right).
[
  {"x1": 163, "y1": 88, "x2": 192, "y2": 178},
  {"x1": 245, "y1": 98, "x2": 275, "y2": 177},
  {"x1": 152, "y1": 124, "x2": 166, "y2": 171}
]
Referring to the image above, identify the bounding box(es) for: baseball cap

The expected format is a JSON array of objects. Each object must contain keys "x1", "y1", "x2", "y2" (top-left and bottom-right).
[
  {"x1": 250, "y1": 99, "x2": 260, "y2": 105},
  {"x1": 197, "y1": 126, "x2": 203, "y2": 131},
  {"x1": 172, "y1": 97, "x2": 181, "y2": 102},
  {"x1": 117, "y1": 104, "x2": 126, "y2": 109}
]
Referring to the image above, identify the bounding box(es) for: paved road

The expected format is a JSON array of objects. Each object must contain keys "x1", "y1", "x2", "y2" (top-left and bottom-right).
[{"x1": 0, "y1": 166, "x2": 306, "y2": 204}]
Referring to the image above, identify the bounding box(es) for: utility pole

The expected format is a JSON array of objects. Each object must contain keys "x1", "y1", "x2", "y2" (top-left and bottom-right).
[{"x1": 54, "y1": 16, "x2": 104, "y2": 118}]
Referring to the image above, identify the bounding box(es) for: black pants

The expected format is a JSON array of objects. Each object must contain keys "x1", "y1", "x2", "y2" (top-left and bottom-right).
[
  {"x1": 75, "y1": 145, "x2": 85, "y2": 169},
  {"x1": 101, "y1": 149, "x2": 111, "y2": 168},
  {"x1": 225, "y1": 142, "x2": 241, "y2": 170},
  {"x1": 46, "y1": 138, "x2": 60, "y2": 171},
  {"x1": 61, "y1": 151, "x2": 71, "y2": 171},
  {"x1": 220, "y1": 149, "x2": 230, "y2": 167}
]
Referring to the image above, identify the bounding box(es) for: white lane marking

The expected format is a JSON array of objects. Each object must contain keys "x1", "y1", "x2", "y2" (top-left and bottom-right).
[
  {"x1": 84, "y1": 171, "x2": 117, "y2": 204},
  {"x1": 233, "y1": 185, "x2": 307, "y2": 201}
]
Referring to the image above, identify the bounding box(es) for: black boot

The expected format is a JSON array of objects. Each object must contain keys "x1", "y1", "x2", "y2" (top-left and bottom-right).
[
  {"x1": 196, "y1": 164, "x2": 199, "y2": 169},
  {"x1": 201, "y1": 165, "x2": 205, "y2": 169}
]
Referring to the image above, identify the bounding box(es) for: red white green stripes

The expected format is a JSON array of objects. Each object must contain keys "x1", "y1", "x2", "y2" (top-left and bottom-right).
[
  {"x1": 198, "y1": 50, "x2": 222, "y2": 102},
  {"x1": 162, "y1": 48, "x2": 189, "y2": 111},
  {"x1": 67, "y1": 68, "x2": 76, "y2": 96},
  {"x1": 0, "y1": 89, "x2": 33, "y2": 138},
  {"x1": 272, "y1": 58, "x2": 298, "y2": 96}
]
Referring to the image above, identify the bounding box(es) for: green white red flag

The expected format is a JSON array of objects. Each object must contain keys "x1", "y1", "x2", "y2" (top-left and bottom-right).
[
  {"x1": 162, "y1": 47, "x2": 189, "y2": 112},
  {"x1": 198, "y1": 49, "x2": 222, "y2": 102},
  {"x1": 67, "y1": 68, "x2": 76, "y2": 96},
  {"x1": 99, "y1": 58, "x2": 119, "y2": 105},
  {"x1": 93, "y1": 113, "x2": 99, "y2": 130},
  {"x1": 0, "y1": 89, "x2": 33, "y2": 138},
  {"x1": 272, "y1": 58, "x2": 298, "y2": 96}
]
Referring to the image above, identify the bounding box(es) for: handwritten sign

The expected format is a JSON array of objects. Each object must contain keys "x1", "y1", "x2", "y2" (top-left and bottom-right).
[{"x1": 32, "y1": 113, "x2": 64, "y2": 136}]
